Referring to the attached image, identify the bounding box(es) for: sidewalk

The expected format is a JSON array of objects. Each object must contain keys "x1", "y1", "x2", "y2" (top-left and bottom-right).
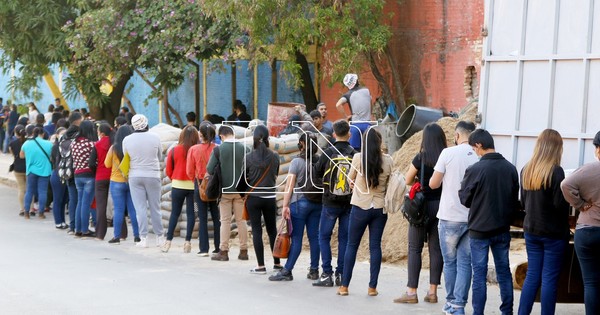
[{"x1": 0, "y1": 152, "x2": 17, "y2": 188}]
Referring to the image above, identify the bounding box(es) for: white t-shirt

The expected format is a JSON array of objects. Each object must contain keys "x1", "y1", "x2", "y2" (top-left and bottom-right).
[{"x1": 434, "y1": 143, "x2": 479, "y2": 222}]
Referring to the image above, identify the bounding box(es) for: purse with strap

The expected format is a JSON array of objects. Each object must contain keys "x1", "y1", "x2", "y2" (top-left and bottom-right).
[
  {"x1": 198, "y1": 143, "x2": 217, "y2": 202},
  {"x1": 273, "y1": 217, "x2": 293, "y2": 259},
  {"x1": 401, "y1": 156, "x2": 429, "y2": 227},
  {"x1": 241, "y1": 160, "x2": 273, "y2": 221}
]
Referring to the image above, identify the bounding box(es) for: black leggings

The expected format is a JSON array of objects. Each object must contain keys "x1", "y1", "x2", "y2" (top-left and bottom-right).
[
  {"x1": 407, "y1": 199, "x2": 443, "y2": 288},
  {"x1": 246, "y1": 196, "x2": 280, "y2": 267}
]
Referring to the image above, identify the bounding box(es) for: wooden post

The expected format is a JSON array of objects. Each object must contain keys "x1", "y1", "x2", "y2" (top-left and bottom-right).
[
  {"x1": 231, "y1": 61, "x2": 237, "y2": 110},
  {"x1": 253, "y1": 64, "x2": 258, "y2": 119},
  {"x1": 194, "y1": 62, "x2": 200, "y2": 122},
  {"x1": 271, "y1": 59, "x2": 277, "y2": 102},
  {"x1": 203, "y1": 61, "x2": 208, "y2": 117}
]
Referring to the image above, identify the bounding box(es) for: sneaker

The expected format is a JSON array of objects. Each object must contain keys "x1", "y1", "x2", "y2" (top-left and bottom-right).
[
  {"x1": 443, "y1": 303, "x2": 452, "y2": 313},
  {"x1": 19, "y1": 211, "x2": 24, "y2": 216},
  {"x1": 249, "y1": 267, "x2": 267, "y2": 275},
  {"x1": 393, "y1": 292, "x2": 418, "y2": 304},
  {"x1": 74, "y1": 232, "x2": 83, "y2": 238},
  {"x1": 211, "y1": 250, "x2": 229, "y2": 261},
  {"x1": 238, "y1": 249, "x2": 249, "y2": 260},
  {"x1": 269, "y1": 268, "x2": 293, "y2": 281},
  {"x1": 134, "y1": 237, "x2": 141, "y2": 243},
  {"x1": 197, "y1": 252, "x2": 209, "y2": 257},
  {"x1": 445, "y1": 306, "x2": 465, "y2": 315},
  {"x1": 136, "y1": 237, "x2": 148, "y2": 248},
  {"x1": 81, "y1": 231, "x2": 96, "y2": 238},
  {"x1": 108, "y1": 238, "x2": 120, "y2": 245},
  {"x1": 24, "y1": 212, "x2": 30, "y2": 219},
  {"x1": 61, "y1": 223, "x2": 69, "y2": 229},
  {"x1": 183, "y1": 241, "x2": 191, "y2": 253},
  {"x1": 335, "y1": 273, "x2": 342, "y2": 286},
  {"x1": 30, "y1": 211, "x2": 36, "y2": 217},
  {"x1": 313, "y1": 273, "x2": 334, "y2": 287},
  {"x1": 55, "y1": 224, "x2": 63, "y2": 229},
  {"x1": 156, "y1": 235, "x2": 166, "y2": 247},
  {"x1": 161, "y1": 240, "x2": 171, "y2": 253},
  {"x1": 67, "y1": 229, "x2": 75, "y2": 235},
  {"x1": 307, "y1": 268, "x2": 319, "y2": 280}
]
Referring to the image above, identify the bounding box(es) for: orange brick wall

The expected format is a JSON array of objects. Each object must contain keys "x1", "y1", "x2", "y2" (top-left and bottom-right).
[{"x1": 319, "y1": 0, "x2": 484, "y2": 121}]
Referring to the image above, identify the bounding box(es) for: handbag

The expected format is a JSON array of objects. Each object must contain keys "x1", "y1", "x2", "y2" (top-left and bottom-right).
[
  {"x1": 241, "y1": 161, "x2": 273, "y2": 221},
  {"x1": 198, "y1": 144, "x2": 218, "y2": 202},
  {"x1": 401, "y1": 157, "x2": 429, "y2": 227},
  {"x1": 119, "y1": 152, "x2": 131, "y2": 178},
  {"x1": 273, "y1": 218, "x2": 292, "y2": 259},
  {"x1": 204, "y1": 147, "x2": 222, "y2": 201}
]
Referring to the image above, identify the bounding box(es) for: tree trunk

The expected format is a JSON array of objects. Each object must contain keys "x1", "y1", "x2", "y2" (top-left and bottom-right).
[
  {"x1": 88, "y1": 71, "x2": 132, "y2": 123},
  {"x1": 366, "y1": 51, "x2": 394, "y2": 106},
  {"x1": 295, "y1": 50, "x2": 318, "y2": 111},
  {"x1": 384, "y1": 45, "x2": 407, "y2": 113},
  {"x1": 162, "y1": 86, "x2": 173, "y2": 125}
]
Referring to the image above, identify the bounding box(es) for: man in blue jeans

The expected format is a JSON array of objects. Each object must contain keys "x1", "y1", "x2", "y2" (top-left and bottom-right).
[
  {"x1": 313, "y1": 119, "x2": 356, "y2": 287},
  {"x1": 429, "y1": 121, "x2": 478, "y2": 315},
  {"x1": 459, "y1": 129, "x2": 520, "y2": 315}
]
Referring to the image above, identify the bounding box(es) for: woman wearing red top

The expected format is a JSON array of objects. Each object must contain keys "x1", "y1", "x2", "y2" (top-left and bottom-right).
[
  {"x1": 186, "y1": 122, "x2": 220, "y2": 256},
  {"x1": 162, "y1": 126, "x2": 199, "y2": 253},
  {"x1": 90, "y1": 123, "x2": 114, "y2": 240}
]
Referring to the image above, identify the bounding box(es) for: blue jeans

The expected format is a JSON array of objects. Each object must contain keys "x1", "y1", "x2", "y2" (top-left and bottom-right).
[
  {"x1": 24, "y1": 173, "x2": 50, "y2": 214},
  {"x1": 438, "y1": 220, "x2": 472, "y2": 308},
  {"x1": 195, "y1": 180, "x2": 220, "y2": 253},
  {"x1": 67, "y1": 181, "x2": 77, "y2": 230},
  {"x1": 518, "y1": 233, "x2": 567, "y2": 315},
  {"x1": 470, "y1": 231, "x2": 513, "y2": 315},
  {"x1": 349, "y1": 122, "x2": 370, "y2": 151},
  {"x1": 284, "y1": 198, "x2": 321, "y2": 271},
  {"x1": 74, "y1": 176, "x2": 95, "y2": 233},
  {"x1": 110, "y1": 181, "x2": 139, "y2": 239},
  {"x1": 341, "y1": 206, "x2": 387, "y2": 288},
  {"x1": 50, "y1": 169, "x2": 68, "y2": 225},
  {"x1": 574, "y1": 227, "x2": 600, "y2": 315},
  {"x1": 319, "y1": 204, "x2": 351, "y2": 275},
  {"x1": 167, "y1": 187, "x2": 195, "y2": 241}
]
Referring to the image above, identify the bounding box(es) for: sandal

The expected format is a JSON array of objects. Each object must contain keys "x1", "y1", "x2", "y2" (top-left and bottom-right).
[{"x1": 250, "y1": 267, "x2": 267, "y2": 275}]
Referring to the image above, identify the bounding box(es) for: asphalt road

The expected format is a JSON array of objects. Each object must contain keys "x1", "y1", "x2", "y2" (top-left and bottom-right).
[{"x1": 0, "y1": 184, "x2": 585, "y2": 315}]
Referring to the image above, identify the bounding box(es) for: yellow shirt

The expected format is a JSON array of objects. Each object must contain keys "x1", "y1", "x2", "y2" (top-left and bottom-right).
[{"x1": 104, "y1": 146, "x2": 127, "y2": 183}]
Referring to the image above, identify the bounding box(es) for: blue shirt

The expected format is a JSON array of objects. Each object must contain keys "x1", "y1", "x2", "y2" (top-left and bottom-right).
[{"x1": 21, "y1": 137, "x2": 53, "y2": 176}]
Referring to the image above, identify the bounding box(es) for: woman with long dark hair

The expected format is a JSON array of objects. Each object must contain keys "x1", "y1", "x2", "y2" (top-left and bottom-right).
[
  {"x1": 9, "y1": 125, "x2": 27, "y2": 216},
  {"x1": 49, "y1": 127, "x2": 68, "y2": 228},
  {"x1": 395, "y1": 122, "x2": 447, "y2": 303},
  {"x1": 243, "y1": 125, "x2": 281, "y2": 274},
  {"x1": 20, "y1": 126, "x2": 53, "y2": 219},
  {"x1": 163, "y1": 125, "x2": 199, "y2": 253},
  {"x1": 338, "y1": 128, "x2": 393, "y2": 296},
  {"x1": 186, "y1": 122, "x2": 221, "y2": 256},
  {"x1": 105, "y1": 125, "x2": 140, "y2": 244},
  {"x1": 269, "y1": 132, "x2": 321, "y2": 281},
  {"x1": 90, "y1": 123, "x2": 114, "y2": 240},
  {"x1": 72, "y1": 120, "x2": 97, "y2": 237},
  {"x1": 519, "y1": 129, "x2": 570, "y2": 315}
]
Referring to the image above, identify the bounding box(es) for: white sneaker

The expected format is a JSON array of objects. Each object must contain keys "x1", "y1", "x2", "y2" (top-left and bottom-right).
[
  {"x1": 136, "y1": 237, "x2": 148, "y2": 248},
  {"x1": 156, "y1": 235, "x2": 166, "y2": 247}
]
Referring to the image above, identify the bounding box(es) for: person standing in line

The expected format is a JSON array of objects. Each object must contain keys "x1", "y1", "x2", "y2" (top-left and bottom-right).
[
  {"x1": 9, "y1": 125, "x2": 27, "y2": 216},
  {"x1": 28, "y1": 103, "x2": 40, "y2": 124},
  {"x1": 395, "y1": 123, "x2": 446, "y2": 304},
  {"x1": 89, "y1": 123, "x2": 114, "y2": 240},
  {"x1": 518, "y1": 129, "x2": 570, "y2": 315},
  {"x1": 428, "y1": 121, "x2": 478, "y2": 315},
  {"x1": 269, "y1": 132, "x2": 322, "y2": 281},
  {"x1": 313, "y1": 119, "x2": 357, "y2": 287},
  {"x1": 459, "y1": 129, "x2": 519, "y2": 315},
  {"x1": 208, "y1": 125, "x2": 249, "y2": 262},
  {"x1": 186, "y1": 122, "x2": 220, "y2": 256},
  {"x1": 61, "y1": 112, "x2": 83, "y2": 234},
  {"x1": 44, "y1": 104, "x2": 55, "y2": 126},
  {"x1": 71, "y1": 120, "x2": 97, "y2": 237},
  {"x1": 20, "y1": 126, "x2": 53, "y2": 219},
  {"x1": 105, "y1": 125, "x2": 140, "y2": 244},
  {"x1": 560, "y1": 131, "x2": 600, "y2": 315},
  {"x1": 243, "y1": 125, "x2": 281, "y2": 274},
  {"x1": 123, "y1": 114, "x2": 164, "y2": 248},
  {"x1": 335, "y1": 73, "x2": 372, "y2": 151},
  {"x1": 49, "y1": 127, "x2": 68, "y2": 229},
  {"x1": 5, "y1": 104, "x2": 20, "y2": 154},
  {"x1": 337, "y1": 128, "x2": 392, "y2": 296},
  {"x1": 162, "y1": 126, "x2": 199, "y2": 253}
]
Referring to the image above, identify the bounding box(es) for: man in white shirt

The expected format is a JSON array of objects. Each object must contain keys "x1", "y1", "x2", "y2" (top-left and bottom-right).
[{"x1": 429, "y1": 121, "x2": 478, "y2": 315}]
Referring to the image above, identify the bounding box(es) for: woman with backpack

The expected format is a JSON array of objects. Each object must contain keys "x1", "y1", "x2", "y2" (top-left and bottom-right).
[
  {"x1": 186, "y1": 122, "x2": 220, "y2": 256},
  {"x1": 163, "y1": 125, "x2": 199, "y2": 253},
  {"x1": 71, "y1": 120, "x2": 98, "y2": 237},
  {"x1": 105, "y1": 125, "x2": 140, "y2": 244},
  {"x1": 49, "y1": 127, "x2": 69, "y2": 229},
  {"x1": 337, "y1": 128, "x2": 392, "y2": 297},
  {"x1": 20, "y1": 125, "x2": 53, "y2": 220},
  {"x1": 243, "y1": 125, "x2": 281, "y2": 274},
  {"x1": 9, "y1": 125, "x2": 27, "y2": 217},
  {"x1": 90, "y1": 123, "x2": 114, "y2": 240},
  {"x1": 269, "y1": 132, "x2": 322, "y2": 281},
  {"x1": 394, "y1": 123, "x2": 446, "y2": 303}
]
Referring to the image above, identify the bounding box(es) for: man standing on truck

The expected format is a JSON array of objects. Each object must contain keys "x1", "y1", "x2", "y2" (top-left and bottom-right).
[
  {"x1": 429, "y1": 121, "x2": 478, "y2": 315},
  {"x1": 336, "y1": 74, "x2": 371, "y2": 151},
  {"x1": 459, "y1": 129, "x2": 519, "y2": 315}
]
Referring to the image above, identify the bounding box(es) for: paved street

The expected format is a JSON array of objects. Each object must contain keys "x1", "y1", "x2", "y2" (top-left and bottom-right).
[{"x1": 0, "y1": 180, "x2": 584, "y2": 315}]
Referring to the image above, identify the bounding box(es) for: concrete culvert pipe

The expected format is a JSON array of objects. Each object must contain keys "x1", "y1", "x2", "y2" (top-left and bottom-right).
[{"x1": 396, "y1": 104, "x2": 443, "y2": 141}]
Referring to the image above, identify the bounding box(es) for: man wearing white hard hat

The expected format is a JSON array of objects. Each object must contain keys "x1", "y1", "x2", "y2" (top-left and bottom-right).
[
  {"x1": 122, "y1": 114, "x2": 165, "y2": 248},
  {"x1": 335, "y1": 73, "x2": 372, "y2": 151}
]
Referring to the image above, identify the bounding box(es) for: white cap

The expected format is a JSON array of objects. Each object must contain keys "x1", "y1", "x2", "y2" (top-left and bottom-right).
[
  {"x1": 343, "y1": 73, "x2": 358, "y2": 89},
  {"x1": 131, "y1": 114, "x2": 148, "y2": 131}
]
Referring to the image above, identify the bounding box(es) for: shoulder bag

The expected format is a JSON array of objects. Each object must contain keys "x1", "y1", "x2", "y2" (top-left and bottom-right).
[
  {"x1": 273, "y1": 217, "x2": 293, "y2": 259},
  {"x1": 401, "y1": 157, "x2": 429, "y2": 227},
  {"x1": 241, "y1": 161, "x2": 273, "y2": 221}
]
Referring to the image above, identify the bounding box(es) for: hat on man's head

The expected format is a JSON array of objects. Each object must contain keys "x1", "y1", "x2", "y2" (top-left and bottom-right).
[
  {"x1": 343, "y1": 73, "x2": 358, "y2": 89},
  {"x1": 131, "y1": 114, "x2": 148, "y2": 131}
]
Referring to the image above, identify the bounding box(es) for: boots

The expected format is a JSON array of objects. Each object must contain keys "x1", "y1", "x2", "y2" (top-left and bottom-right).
[
  {"x1": 211, "y1": 250, "x2": 229, "y2": 261},
  {"x1": 238, "y1": 249, "x2": 249, "y2": 260}
]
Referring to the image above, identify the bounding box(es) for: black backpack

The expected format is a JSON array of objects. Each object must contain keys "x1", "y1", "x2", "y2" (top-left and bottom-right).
[
  {"x1": 300, "y1": 156, "x2": 323, "y2": 203},
  {"x1": 57, "y1": 137, "x2": 74, "y2": 184}
]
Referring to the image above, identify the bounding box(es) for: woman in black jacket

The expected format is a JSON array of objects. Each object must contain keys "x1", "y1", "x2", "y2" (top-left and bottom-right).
[
  {"x1": 244, "y1": 125, "x2": 281, "y2": 274},
  {"x1": 9, "y1": 125, "x2": 27, "y2": 216}
]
